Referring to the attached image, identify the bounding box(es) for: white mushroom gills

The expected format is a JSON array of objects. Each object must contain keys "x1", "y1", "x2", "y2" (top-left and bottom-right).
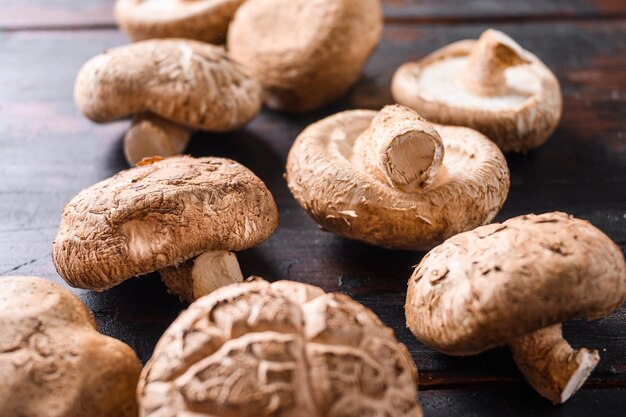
[
  {"x1": 510, "y1": 324, "x2": 600, "y2": 404},
  {"x1": 124, "y1": 115, "x2": 193, "y2": 165},
  {"x1": 353, "y1": 105, "x2": 445, "y2": 193},
  {"x1": 460, "y1": 29, "x2": 532, "y2": 97}
]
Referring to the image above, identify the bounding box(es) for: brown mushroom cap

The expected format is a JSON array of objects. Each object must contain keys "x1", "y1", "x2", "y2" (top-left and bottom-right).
[
  {"x1": 115, "y1": 0, "x2": 245, "y2": 43},
  {"x1": 286, "y1": 108, "x2": 510, "y2": 250},
  {"x1": 392, "y1": 29, "x2": 562, "y2": 152},
  {"x1": 52, "y1": 156, "x2": 278, "y2": 291},
  {"x1": 406, "y1": 212, "x2": 626, "y2": 355},
  {"x1": 138, "y1": 278, "x2": 422, "y2": 417},
  {"x1": 74, "y1": 39, "x2": 261, "y2": 131},
  {"x1": 0, "y1": 276, "x2": 141, "y2": 417},
  {"x1": 227, "y1": 0, "x2": 383, "y2": 112}
]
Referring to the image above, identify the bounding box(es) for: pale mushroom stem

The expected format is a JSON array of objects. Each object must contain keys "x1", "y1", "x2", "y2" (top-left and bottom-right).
[
  {"x1": 509, "y1": 324, "x2": 600, "y2": 404},
  {"x1": 460, "y1": 29, "x2": 532, "y2": 97},
  {"x1": 124, "y1": 115, "x2": 193, "y2": 166},
  {"x1": 353, "y1": 105, "x2": 445, "y2": 193},
  {"x1": 159, "y1": 250, "x2": 244, "y2": 302}
]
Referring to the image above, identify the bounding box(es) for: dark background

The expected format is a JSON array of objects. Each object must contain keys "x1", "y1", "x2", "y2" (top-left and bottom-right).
[{"x1": 0, "y1": 0, "x2": 625, "y2": 415}]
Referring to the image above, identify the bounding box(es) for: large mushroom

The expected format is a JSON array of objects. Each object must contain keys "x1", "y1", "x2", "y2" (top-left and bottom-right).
[
  {"x1": 52, "y1": 156, "x2": 278, "y2": 302},
  {"x1": 405, "y1": 212, "x2": 626, "y2": 403},
  {"x1": 0, "y1": 276, "x2": 141, "y2": 417},
  {"x1": 227, "y1": 0, "x2": 383, "y2": 112},
  {"x1": 286, "y1": 105, "x2": 510, "y2": 250},
  {"x1": 75, "y1": 39, "x2": 262, "y2": 165},
  {"x1": 115, "y1": 0, "x2": 246, "y2": 43},
  {"x1": 139, "y1": 277, "x2": 422, "y2": 417},
  {"x1": 392, "y1": 29, "x2": 562, "y2": 152}
]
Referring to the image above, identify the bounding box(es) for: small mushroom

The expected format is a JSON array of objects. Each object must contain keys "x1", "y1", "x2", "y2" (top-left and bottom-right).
[
  {"x1": 52, "y1": 156, "x2": 278, "y2": 302},
  {"x1": 115, "y1": 0, "x2": 246, "y2": 43},
  {"x1": 0, "y1": 276, "x2": 141, "y2": 417},
  {"x1": 392, "y1": 29, "x2": 562, "y2": 152},
  {"x1": 286, "y1": 105, "x2": 510, "y2": 250},
  {"x1": 227, "y1": 0, "x2": 383, "y2": 112},
  {"x1": 405, "y1": 212, "x2": 626, "y2": 403},
  {"x1": 74, "y1": 39, "x2": 262, "y2": 165},
  {"x1": 138, "y1": 277, "x2": 422, "y2": 417}
]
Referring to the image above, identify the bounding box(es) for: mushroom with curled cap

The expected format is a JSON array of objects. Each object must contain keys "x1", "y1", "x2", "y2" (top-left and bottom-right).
[
  {"x1": 392, "y1": 29, "x2": 562, "y2": 152},
  {"x1": 115, "y1": 0, "x2": 246, "y2": 43},
  {"x1": 52, "y1": 156, "x2": 278, "y2": 302},
  {"x1": 227, "y1": 0, "x2": 383, "y2": 112},
  {"x1": 74, "y1": 39, "x2": 262, "y2": 165},
  {"x1": 286, "y1": 105, "x2": 510, "y2": 250},
  {"x1": 0, "y1": 276, "x2": 142, "y2": 417},
  {"x1": 138, "y1": 277, "x2": 422, "y2": 417},
  {"x1": 405, "y1": 212, "x2": 626, "y2": 403}
]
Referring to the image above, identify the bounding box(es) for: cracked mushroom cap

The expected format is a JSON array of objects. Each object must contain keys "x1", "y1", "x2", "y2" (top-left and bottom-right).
[
  {"x1": 52, "y1": 156, "x2": 278, "y2": 292},
  {"x1": 0, "y1": 276, "x2": 141, "y2": 417},
  {"x1": 392, "y1": 29, "x2": 562, "y2": 152},
  {"x1": 285, "y1": 108, "x2": 510, "y2": 250},
  {"x1": 138, "y1": 278, "x2": 422, "y2": 417},
  {"x1": 405, "y1": 212, "x2": 626, "y2": 355},
  {"x1": 227, "y1": 0, "x2": 383, "y2": 112},
  {"x1": 74, "y1": 39, "x2": 261, "y2": 131},
  {"x1": 115, "y1": 0, "x2": 246, "y2": 43}
]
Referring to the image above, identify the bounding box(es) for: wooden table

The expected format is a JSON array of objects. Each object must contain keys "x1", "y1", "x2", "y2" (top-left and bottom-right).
[{"x1": 1, "y1": 1, "x2": 625, "y2": 415}]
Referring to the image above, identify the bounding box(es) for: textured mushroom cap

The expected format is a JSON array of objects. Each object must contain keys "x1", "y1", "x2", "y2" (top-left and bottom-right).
[
  {"x1": 52, "y1": 156, "x2": 278, "y2": 291},
  {"x1": 227, "y1": 0, "x2": 383, "y2": 112},
  {"x1": 0, "y1": 276, "x2": 141, "y2": 417},
  {"x1": 406, "y1": 212, "x2": 626, "y2": 356},
  {"x1": 115, "y1": 0, "x2": 245, "y2": 43},
  {"x1": 286, "y1": 110, "x2": 510, "y2": 250},
  {"x1": 139, "y1": 278, "x2": 421, "y2": 417},
  {"x1": 74, "y1": 39, "x2": 261, "y2": 130},
  {"x1": 392, "y1": 36, "x2": 562, "y2": 152}
]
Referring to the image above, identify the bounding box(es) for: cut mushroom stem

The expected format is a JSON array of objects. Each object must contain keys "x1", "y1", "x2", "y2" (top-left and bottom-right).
[
  {"x1": 159, "y1": 250, "x2": 244, "y2": 302},
  {"x1": 353, "y1": 105, "x2": 445, "y2": 193},
  {"x1": 460, "y1": 29, "x2": 532, "y2": 97},
  {"x1": 124, "y1": 115, "x2": 193, "y2": 165},
  {"x1": 510, "y1": 324, "x2": 600, "y2": 404}
]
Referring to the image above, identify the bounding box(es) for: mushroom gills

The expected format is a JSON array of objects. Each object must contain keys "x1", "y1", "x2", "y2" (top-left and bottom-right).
[
  {"x1": 510, "y1": 324, "x2": 600, "y2": 404},
  {"x1": 159, "y1": 250, "x2": 244, "y2": 302},
  {"x1": 124, "y1": 115, "x2": 192, "y2": 165}
]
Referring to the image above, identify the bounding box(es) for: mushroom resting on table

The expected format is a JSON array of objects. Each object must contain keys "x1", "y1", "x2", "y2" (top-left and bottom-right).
[
  {"x1": 227, "y1": 0, "x2": 383, "y2": 112},
  {"x1": 74, "y1": 39, "x2": 262, "y2": 165},
  {"x1": 0, "y1": 276, "x2": 141, "y2": 417},
  {"x1": 286, "y1": 105, "x2": 510, "y2": 250},
  {"x1": 392, "y1": 29, "x2": 562, "y2": 152},
  {"x1": 52, "y1": 156, "x2": 278, "y2": 302},
  {"x1": 405, "y1": 212, "x2": 626, "y2": 403},
  {"x1": 138, "y1": 277, "x2": 422, "y2": 417},
  {"x1": 115, "y1": 0, "x2": 246, "y2": 43}
]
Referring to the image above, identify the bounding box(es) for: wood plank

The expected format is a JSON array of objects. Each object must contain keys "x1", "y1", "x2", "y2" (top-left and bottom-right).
[
  {"x1": 0, "y1": 19, "x2": 625, "y2": 406},
  {"x1": 2, "y1": 0, "x2": 626, "y2": 29}
]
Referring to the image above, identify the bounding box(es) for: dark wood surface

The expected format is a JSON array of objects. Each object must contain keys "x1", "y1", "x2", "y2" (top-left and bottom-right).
[{"x1": 1, "y1": 1, "x2": 625, "y2": 416}]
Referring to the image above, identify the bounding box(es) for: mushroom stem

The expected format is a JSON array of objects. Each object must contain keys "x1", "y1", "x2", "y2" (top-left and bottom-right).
[
  {"x1": 124, "y1": 115, "x2": 193, "y2": 166},
  {"x1": 353, "y1": 105, "x2": 445, "y2": 193},
  {"x1": 509, "y1": 324, "x2": 600, "y2": 404},
  {"x1": 159, "y1": 251, "x2": 244, "y2": 302},
  {"x1": 460, "y1": 29, "x2": 532, "y2": 97}
]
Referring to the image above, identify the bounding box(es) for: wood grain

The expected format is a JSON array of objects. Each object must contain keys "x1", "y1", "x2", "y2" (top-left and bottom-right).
[{"x1": 0, "y1": 13, "x2": 625, "y2": 417}]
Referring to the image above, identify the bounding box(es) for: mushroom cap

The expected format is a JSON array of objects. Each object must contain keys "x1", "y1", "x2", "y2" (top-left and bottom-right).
[
  {"x1": 0, "y1": 276, "x2": 141, "y2": 417},
  {"x1": 227, "y1": 0, "x2": 383, "y2": 112},
  {"x1": 285, "y1": 110, "x2": 510, "y2": 250},
  {"x1": 405, "y1": 212, "x2": 626, "y2": 356},
  {"x1": 392, "y1": 37, "x2": 562, "y2": 152},
  {"x1": 115, "y1": 0, "x2": 245, "y2": 43},
  {"x1": 52, "y1": 156, "x2": 278, "y2": 291},
  {"x1": 74, "y1": 39, "x2": 262, "y2": 131},
  {"x1": 139, "y1": 278, "x2": 421, "y2": 417}
]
